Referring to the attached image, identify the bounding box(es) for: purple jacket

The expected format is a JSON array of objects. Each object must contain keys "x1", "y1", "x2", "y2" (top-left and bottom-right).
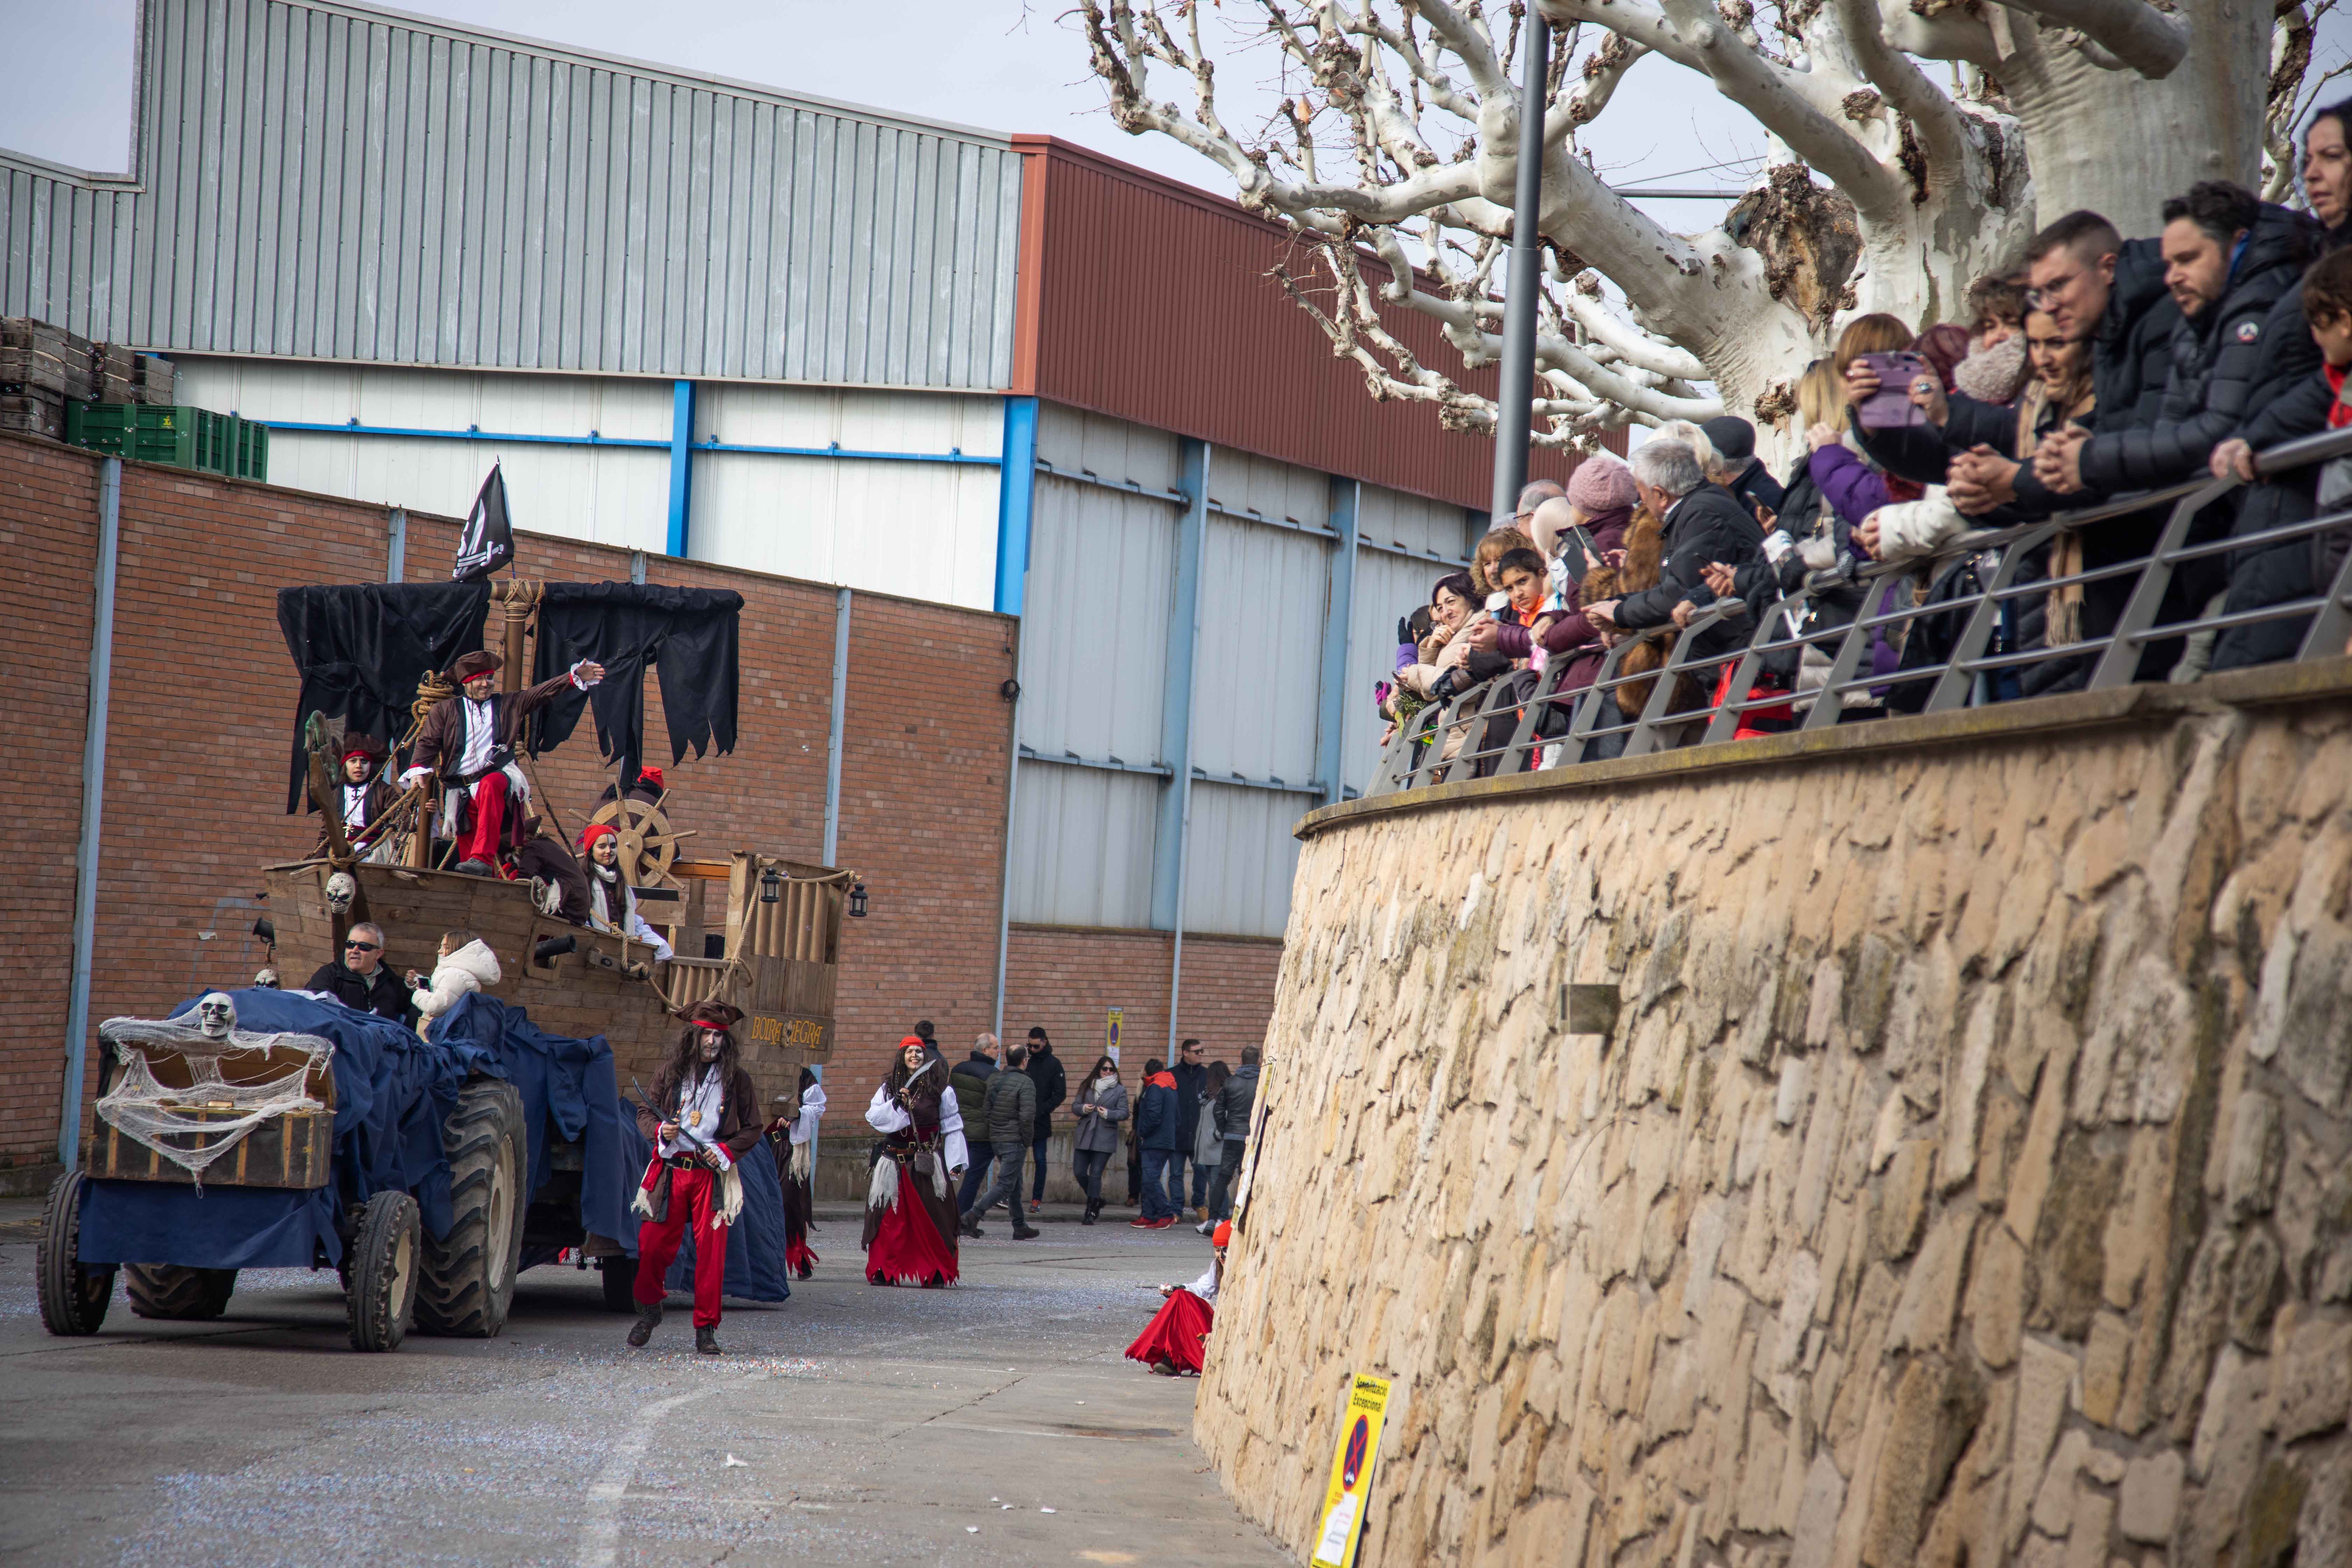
[
  {"x1": 1490, "y1": 509, "x2": 1632, "y2": 663},
  {"x1": 1809, "y1": 442, "x2": 1891, "y2": 528}
]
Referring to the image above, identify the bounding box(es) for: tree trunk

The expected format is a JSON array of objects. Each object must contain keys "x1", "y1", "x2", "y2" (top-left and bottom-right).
[{"x1": 1999, "y1": 6, "x2": 2270, "y2": 233}]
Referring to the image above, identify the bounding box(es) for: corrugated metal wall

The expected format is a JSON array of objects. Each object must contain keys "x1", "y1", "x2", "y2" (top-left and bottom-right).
[
  {"x1": 1, "y1": 0, "x2": 1023, "y2": 388},
  {"x1": 1015, "y1": 136, "x2": 1582, "y2": 514},
  {"x1": 1344, "y1": 487, "x2": 1481, "y2": 797}
]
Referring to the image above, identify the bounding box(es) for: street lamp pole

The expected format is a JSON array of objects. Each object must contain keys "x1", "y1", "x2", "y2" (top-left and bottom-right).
[{"x1": 1490, "y1": 9, "x2": 1550, "y2": 527}]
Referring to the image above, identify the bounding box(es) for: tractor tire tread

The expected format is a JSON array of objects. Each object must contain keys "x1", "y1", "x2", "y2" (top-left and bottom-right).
[
  {"x1": 346, "y1": 1190, "x2": 419, "y2": 1352},
  {"x1": 124, "y1": 1264, "x2": 238, "y2": 1320},
  {"x1": 413, "y1": 1077, "x2": 526, "y2": 1339},
  {"x1": 36, "y1": 1170, "x2": 113, "y2": 1337}
]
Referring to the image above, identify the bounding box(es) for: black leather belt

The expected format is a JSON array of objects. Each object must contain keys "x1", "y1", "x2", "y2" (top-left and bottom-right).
[{"x1": 665, "y1": 1154, "x2": 702, "y2": 1170}]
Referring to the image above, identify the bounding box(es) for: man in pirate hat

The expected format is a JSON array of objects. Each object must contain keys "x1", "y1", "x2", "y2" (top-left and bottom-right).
[
  {"x1": 628, "y1": 1000, "x2": 762, "y2": 1354},
  {"x1": 398, "y1": 649, "x2": 605, "y2": 875},
  {"x1": 313, "y1": 733, "x2": 402, "y2": 863}
]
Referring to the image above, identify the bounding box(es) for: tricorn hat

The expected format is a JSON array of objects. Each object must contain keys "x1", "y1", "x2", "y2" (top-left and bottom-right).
[
  {"x1": 684, "y1": 1000, "x2": 744, "y2": 1030},
  {"x1": 449, "y1": 649, "x2": 503, "y2": 683},
  {"x1": 339, "y1": 733, "x2": 388, "y2": 764}
]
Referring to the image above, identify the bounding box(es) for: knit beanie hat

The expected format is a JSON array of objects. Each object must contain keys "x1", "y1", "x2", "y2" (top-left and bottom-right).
[{"x1": 1566, "y1": 454, "x2": 1637, "y2": 514}]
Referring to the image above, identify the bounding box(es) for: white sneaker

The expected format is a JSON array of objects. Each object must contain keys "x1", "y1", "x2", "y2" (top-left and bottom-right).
[{"x1": 1196, "y1": 1220, "x2": 1213, "y2": 1236}]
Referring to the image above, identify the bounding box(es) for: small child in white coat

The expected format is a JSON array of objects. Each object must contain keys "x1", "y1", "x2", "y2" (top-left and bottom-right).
[{"x1": 409, "y1": 929, "x2": 502, "y2": 1037}]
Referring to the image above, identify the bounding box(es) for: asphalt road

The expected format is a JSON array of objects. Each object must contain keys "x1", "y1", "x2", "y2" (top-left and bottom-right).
[{"x1": 0, "y1": 1200, "x2": 1284, "y2": 1568}]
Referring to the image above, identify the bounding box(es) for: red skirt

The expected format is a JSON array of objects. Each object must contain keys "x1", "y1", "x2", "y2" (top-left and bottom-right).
[
  {"x1": 1125, "y1": 1288, "x2": 1214, "y2": 1374},
  {"x1": 862, "y1": 1150, "x2": 959, "y2": 1288}
]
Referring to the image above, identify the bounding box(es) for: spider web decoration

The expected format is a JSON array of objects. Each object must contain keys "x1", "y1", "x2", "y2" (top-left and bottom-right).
[{"x1": 95, "y1": 1016, "x2": 335, "y2": 1190}]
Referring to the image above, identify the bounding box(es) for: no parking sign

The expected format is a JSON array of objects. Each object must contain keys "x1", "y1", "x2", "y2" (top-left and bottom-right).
[{"x1": 1310, "y1": 1373, "x2": 1396, "y2": 1567}]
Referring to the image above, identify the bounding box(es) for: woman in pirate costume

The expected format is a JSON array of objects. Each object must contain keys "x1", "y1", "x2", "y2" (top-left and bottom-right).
[
  {"x1": 862, "y1": 1037, "x2": 968, "y2": 1287},
  {"x1": 313, "y1": 735, "x2": 402, "y2": 863},
  {"x1": 626, "y1": 1001, "x2": 761, "y2": 1354},
  {"x1": 579, "y1": 821, "x2": 674, "y2": 961},
  {"x1": 766, "y1": 1067, "x2": 826, "y2": 1279}
]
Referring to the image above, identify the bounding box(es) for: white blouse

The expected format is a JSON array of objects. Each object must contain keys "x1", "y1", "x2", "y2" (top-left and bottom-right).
[
  {"x1": 864, "y1": 1067, "x2": 969, "y2": 1172},
  {"x1": 786, "y1": 1083, "x2": 827, "y2": 1146}
]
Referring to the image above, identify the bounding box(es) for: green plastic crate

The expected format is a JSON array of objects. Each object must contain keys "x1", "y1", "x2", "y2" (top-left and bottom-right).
[
  {"x1": 190, "y1": 408, "x2": 237, "y2": 475},
  {"x1": 232, "y1": 416, "x2": 269, "y2": 480},
  {"x1": 65, "y1": 400, "x2": 197, "y2": 468}
]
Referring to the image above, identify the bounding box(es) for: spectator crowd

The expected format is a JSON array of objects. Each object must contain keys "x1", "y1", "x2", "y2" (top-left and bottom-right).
[
  {"x1": 946, "y1": 1028, "x2": 1259, "y2": 1237},
  {"x1": 1377, "y1": 99, "x2": 2352, "y2": 774}
]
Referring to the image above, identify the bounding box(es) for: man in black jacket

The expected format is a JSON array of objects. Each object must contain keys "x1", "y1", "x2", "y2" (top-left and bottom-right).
[
  {"x1": 1169, "y1": 1037, "x2": 1208, "y2": 1220},
  {"x1": 1701, "y1": 416, "x2": 1785, "y2": 519},
  {"x1": 961, "y1": 1042, "x2": 1038, "y2": 1239},
  {"x1": 1023, "y1": 1028, "x2": 1065, "y2": 1216},
  {"x1": 1584, "y1": 439, "x2": 1765, "y2": 669},
  {"x1": 304, "y1": 923, "x2": 415, "y2": 1024},
  {"x1": 1205, "y1": 1046, "x2": 1260, "y2": 1226},
  {"x1": 951, "y1": 1035, "x2": 1000, "y2": 1218}
]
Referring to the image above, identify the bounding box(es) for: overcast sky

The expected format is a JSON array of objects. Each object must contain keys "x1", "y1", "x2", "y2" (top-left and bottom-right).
[
  {"x1": 0, "y1": 0, "x2": 1770, "y2": 218},
  {"x1": 5, "y1": 3, "x2": 2344, "y2": 246}
]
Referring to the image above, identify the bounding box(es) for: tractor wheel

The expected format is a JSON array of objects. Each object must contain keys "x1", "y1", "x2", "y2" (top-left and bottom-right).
[
  {"x1": 346, "y1": 1190, "x2": 420, "y2": 1352},
  {"x1": 36, "y1": 1170, "x2": 114, "y2": 1337},
  {"x1": 599, "y1": 1254, "x2": 642, "y2": 1313},
  {"x1": 414, "y1": 1077, "x2": 526, "y2": 1338},
  {"x1": 124, "y1": 1264, "x2": 239, "y2": 1320}
]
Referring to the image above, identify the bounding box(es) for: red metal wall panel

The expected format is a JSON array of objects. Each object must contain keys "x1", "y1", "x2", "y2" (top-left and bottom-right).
[{"x1": 1011, "y1": 137, "x2": 1600, "y2": 512}]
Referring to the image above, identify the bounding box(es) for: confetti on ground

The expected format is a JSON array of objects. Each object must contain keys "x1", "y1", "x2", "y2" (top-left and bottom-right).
[
  {"x1": 1041, "y1": 1507, "x2": 1057, "y2": 1514},
  {"x1": 965, "y1": 1526, "x2": 979, "y2": 1533},
  {"x1": 723, "y1": 1455, "x2": 748, "y2": 1468}
]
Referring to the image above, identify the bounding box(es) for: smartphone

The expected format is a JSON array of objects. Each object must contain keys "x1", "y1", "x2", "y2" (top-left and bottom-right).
[
  {"x1": 1855, "y1": 351, "x2": 1930, "y2": 430},
  {"x1": 1560, "y1": 525, "x2": 1598, "y2": 584}
]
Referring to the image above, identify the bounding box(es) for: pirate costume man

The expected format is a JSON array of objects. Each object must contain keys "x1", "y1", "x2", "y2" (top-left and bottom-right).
[
  {"x1": 399, "y1": 649, "x2": 605, "y2": 875},
  {"x1": 862, "y1": 1037, "x2": 968, "y2": 1288},
  {"x1": 314, "y1": 735, "x2": 402, "y2": 863},
  {"x1": 628, "y1": 1001, "x2": 761, "y2": 1354},
  {"x1": 580, "y1": 822, "x2": 673, "y2": 961}
]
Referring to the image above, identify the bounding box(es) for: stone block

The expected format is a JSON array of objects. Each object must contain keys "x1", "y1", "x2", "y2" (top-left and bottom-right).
[
  {"x1": 2260, "y1": 916, "x2": 2352, "y2": 1111},
  {"x1": 1874, "y1": 1141, "x2": 1936, "y2": 1261},
  {"x1": 2117, "y1": 1449, "x2": 2182, "y2": 1545},
  {"x1": 2226, "y1": 1228, "x2": 2283, "y2": 1352},
  {"x1": 2081, "y1": 1311, "x2": 2130, "y2": 1427},
  {"x1": 1966, "y1": 1223, "x2": 2027, "y2": 1369},
  {"x1": 2031, "y1": 1131, "x2": 2123, "y2": 1340},
  {"x1": 1777, "y1": 1055, "x2": 1811, "y2": 1127},
  {"x1": 1975, "y1": 1088, "x2": 2022, "y2": 1209},
  {"x1": 1888, "y1": 1210, "x2": 1974, "y2": 1356},
  {"x1": 2156, "y1": 1226, "x2": 2239, "y2": 1435},
  {"x1": 2030, "y1": 1427, "x2": 2090, "y2": 1536},
  {"x1": 2270, "y1": 1315, "x2": 2352, "y2": 1441},
  {"x1": 1787, "y1": 1450, "x2": 1844, "y2": 1568},
  {"x1": 2062, "y1": 1486, "x2": 2115, "y2": 1568},
  {"x1": 1860, "y1": 1353, "x2": 1987, "y2": 1567},
  {"x1": 2222, "y1": 1091, "x2": 2286, "y2": 1220},
  {"x1": 1943, "y1": 992, "x2": 1998, "y2": 1194},
  {"x1": 2005, "y1": 1049, "x2": 2072, "y2": 1248}
]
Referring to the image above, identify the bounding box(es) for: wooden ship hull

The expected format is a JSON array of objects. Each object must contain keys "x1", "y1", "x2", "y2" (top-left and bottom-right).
[{"x1": 261, "y1": 854, "x2": 844, "y2": 1114}]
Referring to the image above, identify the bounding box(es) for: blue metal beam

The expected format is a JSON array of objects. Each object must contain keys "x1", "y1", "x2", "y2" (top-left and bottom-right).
[
  {"x1": 1316, "y1": 477, "x2": 1362, "y2": 806},
  {"x1": 1021, "y1": 747, "x2": 1173, "y2": 779},
  {"x1": 1151, "y1": 438, "x2": 1210, "y2": 936},
  {"x1": 996, "y1": 396, "x2": 1040, "y2": 615},
  {"x1": 249, "y1": 417, "x2": 1000, "y2": 467},
  {"x1": 61, "y1": 458, "x2": 122, "y2": 1168},
  {"x1": 823, "y1": 588, "x2": 851, "y2": 865},
  {"x1": 666, "y1": 380, "x2": 696, "y2": 558}
]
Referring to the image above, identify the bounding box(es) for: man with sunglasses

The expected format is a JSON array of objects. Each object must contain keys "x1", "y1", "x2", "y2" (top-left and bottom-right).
[{"x1": 303, "y1": 923, "x2": 417, "y2": 1025}]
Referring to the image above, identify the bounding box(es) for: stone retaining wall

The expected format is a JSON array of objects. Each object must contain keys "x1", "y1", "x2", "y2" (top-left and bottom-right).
[{"x1": 1198, "y1": 674, "x2": 2352, "y2": 1567}]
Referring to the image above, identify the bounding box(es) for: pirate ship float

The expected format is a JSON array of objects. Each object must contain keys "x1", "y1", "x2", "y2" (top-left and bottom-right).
[{"x1": 266, "y1": 576, "x2": 852, "y2": 1107}]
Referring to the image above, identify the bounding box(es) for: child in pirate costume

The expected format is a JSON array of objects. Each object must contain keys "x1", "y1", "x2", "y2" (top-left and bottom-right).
[
  {"x1": 766, "y1": 1067, "x2": 826, "y2": 1279},
  {"x1": 862, "y1": 1037, "x2": 968, "y2": 1287},
  {"x1": 579, "y1": 822, "x2": 674, "y2": 962},
  {"x1": 1125, "y1": 1220, "x2": 1229, "y2": 1376},
  {"x1": 628, "y1": 1001, "x2": 761, "y2": 1354},
  {"x1": 314, "y1": 735, "x2": 403, "y2": 863},
  {"x1": 398, "y1": 649, "x2": 605, "y2": 876}
]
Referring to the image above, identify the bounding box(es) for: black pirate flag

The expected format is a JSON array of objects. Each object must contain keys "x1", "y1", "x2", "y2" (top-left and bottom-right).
[{"x1": 453, "y1": 462, "x2": 514, "y2": 581}]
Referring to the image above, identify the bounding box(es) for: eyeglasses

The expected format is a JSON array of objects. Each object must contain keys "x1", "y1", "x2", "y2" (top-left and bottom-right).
[
  {"x1": 2025, "y1": 271, "x2": 2086, "y2": 309},
  {"x1": 344, "y1": 940, "x2": 381, "y2": 952}
]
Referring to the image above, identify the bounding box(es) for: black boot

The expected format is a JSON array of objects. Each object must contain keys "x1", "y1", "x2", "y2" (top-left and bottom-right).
[
  {"x1": 1081, "y1": 1202, "x2": 1098, "y2": 1226},
  {"x1": 959, "y1": 1213, "x2": 983, "y2": 1239},
  {"x1": 1013, "y1": 1220, "x2": 1041, "y2": 1240},
  {"x1": 695, "y1": 1325, "x2": 721, "y2": 1356},
  {"x1": 626, "y1": 1300, "x2": 662, "y2": 1348}
]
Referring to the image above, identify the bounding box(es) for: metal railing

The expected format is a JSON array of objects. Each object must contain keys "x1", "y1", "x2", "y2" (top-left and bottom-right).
[{"x1": 1370, "y1": 425, "x2": 2352, "y2": 796}]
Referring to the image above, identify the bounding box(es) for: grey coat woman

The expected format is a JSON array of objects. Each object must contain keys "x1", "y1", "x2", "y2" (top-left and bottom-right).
[
  {"x1": 1191, "y1": 1060, "x2": 1229, "y2": 1167},
  {"x1": 1070, "y1": 1057, "x2": 1129, "y2": 1224}
]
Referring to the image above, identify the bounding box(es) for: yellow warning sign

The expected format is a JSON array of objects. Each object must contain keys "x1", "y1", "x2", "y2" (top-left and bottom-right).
[{"x1": 1309, "y1": 1373, "x2": 1395, "y2": 1568}]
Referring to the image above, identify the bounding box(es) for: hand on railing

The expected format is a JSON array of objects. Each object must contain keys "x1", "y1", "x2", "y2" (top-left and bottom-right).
[
  {"x1": 1949, "y1": 446, "x2": 2021, "y2": 514},
  {"x1": 2210, "y1": 439, "x2": 2256, "y2": 482}
]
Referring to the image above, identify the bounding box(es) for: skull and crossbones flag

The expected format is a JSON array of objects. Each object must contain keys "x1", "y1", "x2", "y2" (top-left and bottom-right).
[{"x1": 453, "y1": 462, "x2": 514, "y2": 582}]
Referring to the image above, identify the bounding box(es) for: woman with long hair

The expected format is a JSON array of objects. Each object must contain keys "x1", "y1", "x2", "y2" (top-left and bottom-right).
[
  {"x1": 1188, "y1": 1060, "x2": 1230, "y2": 1223},
  {"x1": 1070, "y1": 1054, "x2": 1128, "y2": 1225},
  {"x1": 862, "y1": 1036, "x2": 968, "y2": 1287},
  {"x1": 766, "y1": 1066, "x2": 825, "y2": 1280}
]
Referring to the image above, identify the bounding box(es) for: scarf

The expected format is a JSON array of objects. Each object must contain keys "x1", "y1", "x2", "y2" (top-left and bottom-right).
[
  {"x1": 1953, "y1": 335, "x2": 2031, "y2": 405},
  {"x1": 2019, "y1": 377, "x2": 2098, "y2": 645}
]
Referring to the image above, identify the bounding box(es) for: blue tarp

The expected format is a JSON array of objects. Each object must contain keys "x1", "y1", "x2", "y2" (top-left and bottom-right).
[
  {"x1": 616, "y1": 1104, "x2": 792, "y2": 1304},
  {"x1": 80, "y1": 989, "x2": 470, "y2": 1269},
  {"x1": 425, "y1": 993, "x2": 631, "y2": 1259}
]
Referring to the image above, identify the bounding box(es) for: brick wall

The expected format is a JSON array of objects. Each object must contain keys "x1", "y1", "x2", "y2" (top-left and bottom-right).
[
  {"x1": 1, "y1": 442, "x2": 101, "y2": 1173},
  {"x1": 1003, "y1": 924, "x2": 1282, "y2": 1076},
  {"x1": 0, "y1": 434, "x2": 1022, "y2": 1164}
]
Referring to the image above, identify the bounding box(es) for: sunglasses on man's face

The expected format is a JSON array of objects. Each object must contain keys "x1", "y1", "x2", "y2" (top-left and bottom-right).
[{"x1": 345, "y1": 940, "x2": 381, "y2": 952}]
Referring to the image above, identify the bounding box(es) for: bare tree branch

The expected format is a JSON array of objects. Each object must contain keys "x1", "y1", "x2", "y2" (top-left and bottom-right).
[
  {"x1": 1998, "y1": 0, "x2": 2191, "y2": 78},
  {"x1": 1829, "y1": 0, "x2": 1972, "y2": 189}
]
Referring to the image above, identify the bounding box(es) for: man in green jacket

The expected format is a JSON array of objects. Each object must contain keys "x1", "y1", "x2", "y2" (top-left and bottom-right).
[{"x1": 960, "y1": 1042, "x2": 1040, "y2": 1239}]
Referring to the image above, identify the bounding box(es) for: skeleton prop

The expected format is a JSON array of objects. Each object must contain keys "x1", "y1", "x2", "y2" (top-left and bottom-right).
[
  {"x1": 324, "y1": 872, "x2": 357, "y2": 915},
  {"x1": 96, "y1": 996, "x2": 334, "y2": 1189}
]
